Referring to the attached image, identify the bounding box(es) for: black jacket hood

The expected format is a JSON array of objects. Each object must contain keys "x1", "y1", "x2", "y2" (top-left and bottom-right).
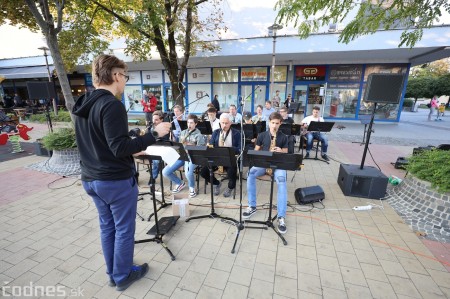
[{"x1": 72, "y1": 89, "x2": 113, "y2": 118}]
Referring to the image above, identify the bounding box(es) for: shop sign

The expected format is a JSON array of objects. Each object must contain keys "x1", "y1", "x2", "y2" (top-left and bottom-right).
[
  {"x1": 295, "y1": 66, "x2": 326, "y2": 81},
  {"x1": 329, "y1": 65, "x2": 362, "y2": 81},
  {"x1": 241, "y1": 67, "x2": 268, "y2": 81}
]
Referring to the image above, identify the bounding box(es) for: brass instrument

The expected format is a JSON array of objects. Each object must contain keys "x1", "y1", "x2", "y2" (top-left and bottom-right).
[
  {"x1": 266, "y1": 130, "x2": 277, "y2": 176},
  {"x1": 217, "y1": 131, "x2": 226, "y2": 173}
]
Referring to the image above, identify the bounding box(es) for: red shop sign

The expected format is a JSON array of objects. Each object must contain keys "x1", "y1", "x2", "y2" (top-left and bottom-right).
[{"x1": 295, "y1": 66, "x2": 326, "y2": 81}]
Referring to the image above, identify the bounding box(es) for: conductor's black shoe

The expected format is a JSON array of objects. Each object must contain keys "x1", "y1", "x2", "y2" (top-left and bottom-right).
[
  {"x1": 322, "y1": 154, "x2": 329, "y2": 161},
  {"x1": 304, "y1": 152, "x2": 310, "y2": 159},
  {"x1": 243, "y1": 206, "x2": 257, "y2": 219},
  {"x1": 116, "y1": 263, "x2": 149, "y2": 291}
]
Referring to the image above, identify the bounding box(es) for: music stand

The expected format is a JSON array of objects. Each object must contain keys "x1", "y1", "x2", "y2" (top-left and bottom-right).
[
  {"x1": 171, "y1": 120, "x2": 187, "y2": 131},
  {"x1": 304, "y1": 121, "x2": 335, "y2": 164},
  {"x1": 242, "y1": 151, "x2": 302, "y2": 246},
  {"x1": 196, "y1": 121, "x2": 212, "y2": 135},
  {"x1": 353, "y1": 115, "x2": 372, "y2": 145},
  {"x1": 184, "y1": 146, "x2": 238, "y2": 224},
  {"x1": 134, "y1": 153, "x2": 178, "y2": 261},
  {"x1": 145, "y1": 141, "x2": 190, "y2": 220},
  {"x1": 254, "y1": 121, "x2": 266, "y2": 134},
  {"x1": 288, "y1": 102, "x2": 300, "y2": 115}
]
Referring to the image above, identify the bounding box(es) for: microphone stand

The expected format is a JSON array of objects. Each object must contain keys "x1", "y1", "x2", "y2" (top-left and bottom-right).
[{"x1": 232, "y1": 84, "x2": 260, "y2": 253}]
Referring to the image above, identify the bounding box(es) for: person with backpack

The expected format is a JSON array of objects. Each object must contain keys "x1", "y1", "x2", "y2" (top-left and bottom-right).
[{"x1": 428, "y1": 95, "x2": 439, "y2": 121}]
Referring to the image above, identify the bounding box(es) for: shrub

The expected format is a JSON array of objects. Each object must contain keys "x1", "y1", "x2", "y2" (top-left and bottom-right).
[
  {"x1": 30, "y1": 110, "x2": 72, "y2": 123},
  {"x1": 42, "y1": 127, "x2": 77, "y2": 150},
  {"x1": 403, "y1": 99, "x2": 414, "y2": 108},
  {"x1": 406, "y1": 149, "x2": 450, "y2": 193}
]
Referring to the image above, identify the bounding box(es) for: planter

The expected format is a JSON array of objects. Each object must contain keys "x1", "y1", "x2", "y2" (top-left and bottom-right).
[
  {"x1": 34, "y1": 139, "x2": 52, "y2": 157},
  {"x1": 46, "y1": 148, "x2": 81, "y2": 176},
  {"x1": 387, "y1": 175, "x2": 450, "y2": 242}
]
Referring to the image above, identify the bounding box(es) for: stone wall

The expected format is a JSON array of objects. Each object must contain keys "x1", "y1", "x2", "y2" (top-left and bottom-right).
[{"x1": 387, "y1": 176, "x2": 450, "y2": 242}]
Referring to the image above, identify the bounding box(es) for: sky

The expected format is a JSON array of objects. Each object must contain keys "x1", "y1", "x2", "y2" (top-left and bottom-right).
[{"x1": 0, "y1": 0, "x2": 449, "y2": 60}]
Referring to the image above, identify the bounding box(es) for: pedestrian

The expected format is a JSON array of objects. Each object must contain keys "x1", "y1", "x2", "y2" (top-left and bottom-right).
[
  {"x1": 428, "y1": 95, "x2": 439, "y2": 121},
  {"x1": 72, "y1": 54, "x2": 171, "y2": 291}
]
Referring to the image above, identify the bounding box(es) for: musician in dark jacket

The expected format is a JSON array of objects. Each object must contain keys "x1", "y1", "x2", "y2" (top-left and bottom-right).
[{"x1": 201, "y1": 113, "x2": 241, "y2": 197}]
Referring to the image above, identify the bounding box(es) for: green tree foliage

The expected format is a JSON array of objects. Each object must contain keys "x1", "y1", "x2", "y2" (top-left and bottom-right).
[
  {"x1": 275, "y1": 0, "x2": 450, "y2": 47},
  {"x1": 406, "y1": 149, "x2": 450, "y2": 193},
  {"x1": 434, "y1": 74, "x2": 450, "y2": 96},
  {"x1": 410, "y1": 58, "x2": 450, "y2": 78},
  {"x1": 405, "y1": 77, "x2": 435, "y2": 100}
]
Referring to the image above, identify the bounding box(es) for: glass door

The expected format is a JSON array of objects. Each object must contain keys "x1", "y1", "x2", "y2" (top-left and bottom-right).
[{"x1": 240, "y1": 84, "x2": 267, "y2": 113}]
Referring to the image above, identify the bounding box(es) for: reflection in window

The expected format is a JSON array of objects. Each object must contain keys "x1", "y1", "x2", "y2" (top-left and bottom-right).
[
  {"x1": 186, "y1": 84, "x2": 210, "y2": 114},
  {"x1": 213, "y1": 68, "x2": 239, "y2": 82},
  {"x1": 213, "y1": 84, "x2": 238, "y2": 111},
  {"x1": 323, "y1": 84, "x2": 360, "y2": 118}
]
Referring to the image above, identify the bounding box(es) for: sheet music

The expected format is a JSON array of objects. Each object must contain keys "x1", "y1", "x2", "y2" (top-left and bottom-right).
[{"x1": 145, "y1": 146, "x2": 180, "y2": 165}]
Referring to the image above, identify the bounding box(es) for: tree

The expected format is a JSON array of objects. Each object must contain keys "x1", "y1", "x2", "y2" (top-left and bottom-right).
[
  {"x1": 72, "y1": 0, "x2": 225, "y2": 107},
  {"x1": 410, "y1": 58, "x2": 450, "y2": 78},
  {"x1": 275, "y1": 0, "x2": 450, "y2": 48},
  {"x1": 0, "y1": 1, "x2": 76, "y2": 116},
  {"x1": 404, "y1": 76, "x2": 435, "y2": 108}
]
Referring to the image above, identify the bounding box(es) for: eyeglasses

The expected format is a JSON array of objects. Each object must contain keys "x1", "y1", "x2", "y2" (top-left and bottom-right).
[{"x1": 116, "y1": 72, "x2": 130, "y2": 82}]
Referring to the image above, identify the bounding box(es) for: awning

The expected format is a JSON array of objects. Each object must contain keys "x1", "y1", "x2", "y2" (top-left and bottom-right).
[{"x1": 0, "y1": 65, "x2": 55, "y2": 80}]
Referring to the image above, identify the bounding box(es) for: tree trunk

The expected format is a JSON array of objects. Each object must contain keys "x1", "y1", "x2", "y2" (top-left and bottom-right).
[{"x1": 46, "y1": 35, "x2": 76, "y2": 123}]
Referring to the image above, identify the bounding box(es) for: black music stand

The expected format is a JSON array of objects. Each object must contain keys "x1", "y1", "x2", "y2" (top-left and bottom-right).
[
  {"x1": 134, "y1": 154, "x2": 178, "y2": 261},
  {"x1": 242, "y1": 151, "x2": 302, "y2": 246},
  {"x1": 196, "y1": 121, "x2": 212, "y2": 135},
  {"x1": 184, "y1": 146, "x2": 238, "y2": 224},
  {"x1": 288, "y1": 102, "x2": 300, "y2": 115},
  {"x1": 303, "y1": 121, "x2": 335, "y2": 164},
  {"x1": 171, "y1": 120, "x2": 187, "y2": 132},
  {"x1": 353, "y1": 115, "x2": 372, "y2": 145},
  {"x1": 254, "y1": 121, "x2": 266, "y2": 134}
]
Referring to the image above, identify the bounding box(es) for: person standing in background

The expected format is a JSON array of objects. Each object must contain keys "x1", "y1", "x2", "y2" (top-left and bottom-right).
[
  {"x1": 212, "y1": 94, "x2": 220, "y2": 112},
  {"x1": 272, "y1": 90, "x2": 281, "y2": 110}
]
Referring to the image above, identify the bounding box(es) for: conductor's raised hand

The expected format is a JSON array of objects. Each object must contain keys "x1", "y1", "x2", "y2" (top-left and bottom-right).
[{"x1": 153, "y1": 122, "x2": 171, "y2": 138}]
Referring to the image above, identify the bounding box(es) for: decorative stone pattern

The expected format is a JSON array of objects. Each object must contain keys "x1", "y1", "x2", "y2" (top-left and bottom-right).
[
  {"x1": 27, "y1": 148, "x2": 81, "y2": 177},
  {"x1": 387, "y1": 176, "x2": 450, "y2": 243}
]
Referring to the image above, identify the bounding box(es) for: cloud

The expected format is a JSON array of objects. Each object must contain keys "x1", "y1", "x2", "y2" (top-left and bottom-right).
[
  {"x1": 0, "y1": 24, "x2": 46, "y2": 59},
  {"x1": 218, "y1": 28, "x2": 239, "y2": 39},
  {"x1": 225, "y1": 0, "x2": 277, "y2": 12}
]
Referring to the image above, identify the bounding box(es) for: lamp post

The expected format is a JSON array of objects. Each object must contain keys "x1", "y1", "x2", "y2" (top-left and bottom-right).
[
  {"x1": 268, "y1": 23, "x2": 283, "y2": 103},
  {"x1": 38, "y1": 46, "x2": 51, "y2": 83},
  {"x1": 38, "y1": 46, "x2": 57, "y2": 116}
]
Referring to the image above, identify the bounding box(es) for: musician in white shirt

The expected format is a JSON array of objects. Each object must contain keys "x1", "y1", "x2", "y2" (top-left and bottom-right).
[{"x1": 301, "y1": 106, "x2": 329, "y2": 161}]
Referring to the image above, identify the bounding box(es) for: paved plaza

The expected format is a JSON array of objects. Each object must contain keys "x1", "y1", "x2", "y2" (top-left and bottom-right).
[{"x1": 0, "y1": 108, "x2": 449, "y2": 298}]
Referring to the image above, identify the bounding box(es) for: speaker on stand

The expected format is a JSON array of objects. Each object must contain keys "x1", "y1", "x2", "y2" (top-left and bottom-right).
[
  {"x1": 337, "y1": 73, "x2": 404, "y2": 199},
  {"x1": 27, "y1": 81, "x2": 56, "y2": 133}
]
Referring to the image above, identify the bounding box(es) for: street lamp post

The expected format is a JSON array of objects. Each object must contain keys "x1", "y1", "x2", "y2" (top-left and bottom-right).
[
  {"x1": 268, "y1": 23, "x2": 283, "y2": 104},
  {"x1": 38, "y1": 46, "x2": 51, "y2": 83}
]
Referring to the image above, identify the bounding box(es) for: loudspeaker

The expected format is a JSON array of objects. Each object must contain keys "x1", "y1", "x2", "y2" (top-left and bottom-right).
[
  {"x1": 337, "y1": 164, "x2": 388, "y2": 199},
  {"x1": 295, "y1": 185, "x2": 325, "y2": 204},
  {"x1": 364, "y1": 73, "x2": 404, "y2": 104},
  {"x1": 26, "y1": 81, "x2": 56, "y2": 99}
]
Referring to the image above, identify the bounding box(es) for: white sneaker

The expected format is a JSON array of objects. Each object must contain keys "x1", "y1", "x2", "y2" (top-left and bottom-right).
[
  {"x1": 172, "y1": 181, "x2": 186, "y2": 193},
  {"x1": 189, "y1": 188, "x2": 197, "y2": 198}
]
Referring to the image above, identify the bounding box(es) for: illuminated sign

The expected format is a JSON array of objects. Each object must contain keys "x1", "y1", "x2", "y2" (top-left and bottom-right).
[{"x1": 295, "y1": 66, "x2": 326, "y2": 81}]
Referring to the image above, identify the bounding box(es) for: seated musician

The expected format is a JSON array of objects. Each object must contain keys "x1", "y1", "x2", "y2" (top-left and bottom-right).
[
  {"x1": 301, "y1": 106, "x2": 329, "y2": 161},
  {"x1": 279, "y1": 107, "x2": 294, "y2": 125},
  {"x1": 243, "y1": 112, "x2": 288, "y2": 234},
  {"x1": 201, "y1": 103, "x2": 215, "y2": 121},
  {"x1": 200, "y1": 113, "x2": 241, "y2": 197},
  {"x1": 207, "y1": 107, "x2": 221, "y2": 131},
  {"x1": 229, "y1": 104, "x2": 242, "y2": 123},
  {"x1": 162, "y1": 114, "x2": 205, "y2": 198},
  {"x1": 172, "y1": 105, "x2": 186, "y2": 142},
  {"x1": 251, "y1": 105, "x2": 267, "y2": 123},
  {"x1": 147, "y1": 110, "x2": 170, "y2": 179}
]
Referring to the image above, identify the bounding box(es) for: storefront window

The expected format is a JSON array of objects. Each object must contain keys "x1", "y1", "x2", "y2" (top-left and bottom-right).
[
  {"x1": 213, "y1": 68, "x2": 238, "y2": 82},
  {"x1": 186, "y1": 84, "x2": 210, "y2": 114},
  {"x1": 273, "y1": 66, "x2": 287, "y2": 82},
  {"x1": 124, "y1": 86, "x2": 143, "y2": 112},
  {"x1": 363, "y1": 65, "x2": 407, "y2": 81},
  {"x1": 213, "y1": 84, "x2": 238, "y2": 111},
  {"x1": 324, "y1": 84, "x2": 360, "y2": 118}
]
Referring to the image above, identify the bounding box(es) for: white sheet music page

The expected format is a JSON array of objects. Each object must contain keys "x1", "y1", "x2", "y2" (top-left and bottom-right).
[{"x1": 145, "y1": 146, "x2": 180, "y2": 166}]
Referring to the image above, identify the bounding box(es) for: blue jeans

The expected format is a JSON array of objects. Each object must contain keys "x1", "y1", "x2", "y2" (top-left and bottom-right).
[
  {"x1": 247, "y1": 166, "x2": 287, "y2": 218},
  {"x1": 152, "y1": 160, "x2": 160, "y2": 179},
  {"x1": 162, "y1": 159, "x2": 197, "y2": 189},
  {"x1": 82, "y1": 176, "x2": 138, "y2": 284},
  {"x1": 306, "y1": 132, "x2": 328, "y2": 154}
]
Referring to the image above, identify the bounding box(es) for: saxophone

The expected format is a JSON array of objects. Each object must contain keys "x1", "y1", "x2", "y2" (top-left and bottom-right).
[
  {"x1": 217, "y1": 131, "x2": 226, "y2": 173},
  {"x1": 266, "y1": 130, "x2": 277, "y2": 176}
]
